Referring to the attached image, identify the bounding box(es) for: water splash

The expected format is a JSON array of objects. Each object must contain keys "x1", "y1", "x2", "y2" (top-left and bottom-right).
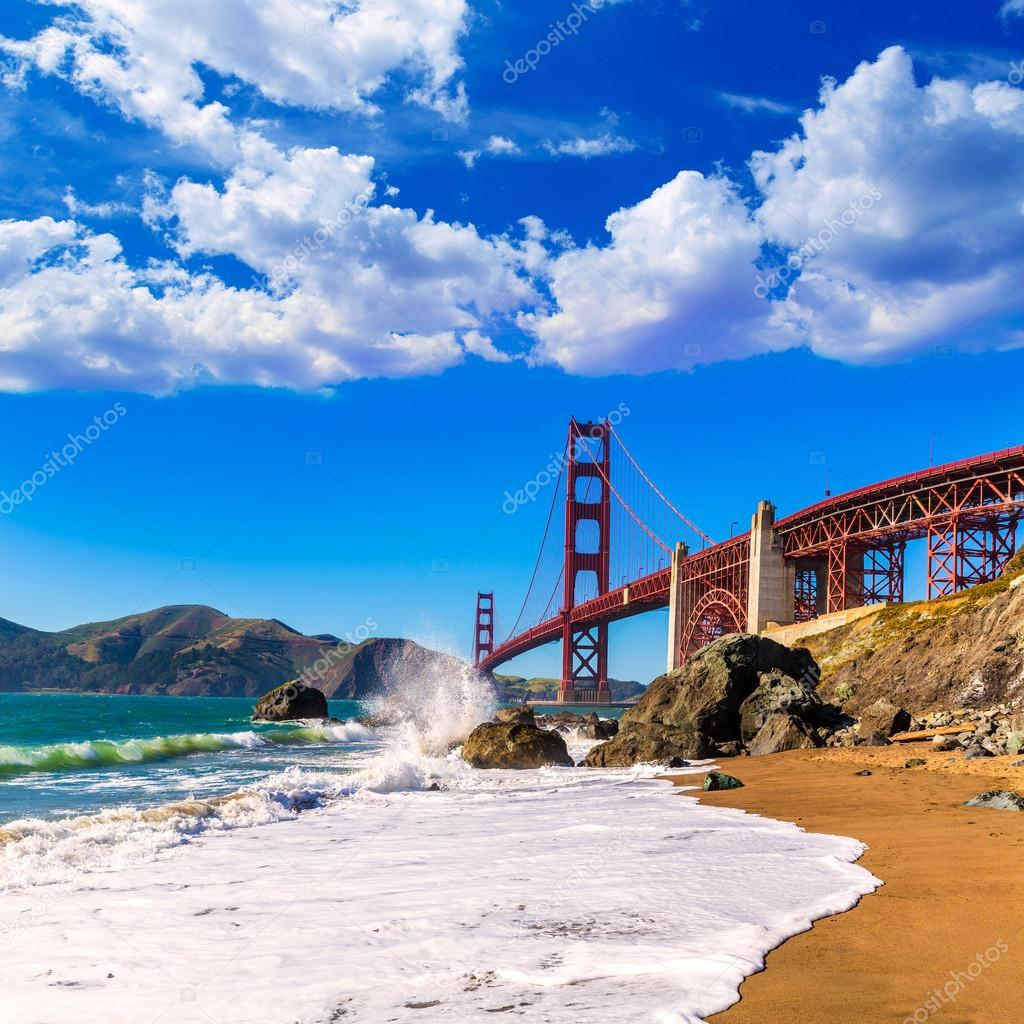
[
  {"x1": 348, "y1": 647, "x2": 497, "y2": 792},
  {"x1": 366, "y1": 646, "x2": 496, "y2": 756}
]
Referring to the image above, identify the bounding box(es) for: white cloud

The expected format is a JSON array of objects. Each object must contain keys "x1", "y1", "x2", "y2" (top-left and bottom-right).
[
  {"x1": 523, "y1": 171, "x2": 769, "y2": 373},
  {"x1": 62, "y1": 187, "x2": 134, "y2": 219},
  {"x1": 456, "y1": 149, "x2": 480, "y2": 168},
  {"x1": 1000, "y1": 0, "x2": 1024, "y2": 20},
  {"x1": 720, "y1": 93, "x2": 797, "y2": 116},
  {"x1": 3, "y1": 27, "x2": 1024, "y2": 392},
  {"x1": 543, "y1": 133, "x2": 637, "y2": 158},
  {"x1": 753, "y1": 46, "x2": 1024, "y2": 363},
  {"x1": 0, "y1": 0, "x2": 543, "y2": 392},
  {"x1": 0, "y1": 0, "x2": 472, "y2": 161},
  {"x1": 461, "y1": 330, "x2": 514, "y2": 363},
  {"x1": 485, "y1": 135, "x2": 520, "y2": 156},
  {"x1": 524, "y1": 46, "x2": 1024, "y2": 373},
  {"x1": 0, "y1": 138, "x2": 539, "y2": 392}
]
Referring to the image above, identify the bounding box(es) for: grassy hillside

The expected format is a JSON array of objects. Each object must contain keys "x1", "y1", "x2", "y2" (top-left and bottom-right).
[
  {"x1": 791, "y1": 550, "x2": 1024, "y2": 713},
  {"x1": 0, "y1": 605, "x2": 442, "y2": 699}
]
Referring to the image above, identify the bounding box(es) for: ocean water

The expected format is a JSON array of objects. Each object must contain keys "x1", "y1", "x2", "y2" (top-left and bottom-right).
[
  {"x1": 0, "y1": 693, "x2": 369, "y2": 823},
  {"x1": 0, "y1": 669, "x2": 880, "y2": 1024}
]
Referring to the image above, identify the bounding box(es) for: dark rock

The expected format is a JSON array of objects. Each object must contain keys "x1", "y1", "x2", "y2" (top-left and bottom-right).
[
  {"x1": 253, "y1": 680, "x2": 329, "y2": 721},
  {"x1": 964, "y1": 790, "x2": 1024, "y2": 811},
  {"x1": 536, "y1": 711, "x2": 619, "y2": 740},
  {"x1": 462, "y1": 722, "x2": 573, "y2": 769},
  {"x1": 859, "y1": 731, "x2": 891, "y2": 747},
  {"x1": 739, "y1": 669, "x2": 822, "y2": 743},
  {"x1": 964, "y1": 743, "x2": 994, "y2": 760},
  {"x1": 574, "y1": 719, "x2": 620, "y2": 741},
  {"x1": 492, "y1": 706, "x2": 536, "y2": 726},
  {"x1": 903, "y1": 758, "x2": 926, "y2": 768},
  {"x1": 714, "y1": 740, "x2": 745, "y2": 758},
  {"x1": 747, "y1": 714, "x2": 821, "y2": 756},
  {"x1": 584, "y1": 634, "x2": 820, "y2": 766},
  {"x1": 703, "y1": 771, "x2": 744, "y2": 791},
  {"x1": 857, "y1": 700, "x2": 911, "y2": 740},
  {"x1": 855, "y1": 769, "x2": 873, "y2": 776},
  {"x1": 1012, "y1": 759, "x2": 1024, "y2": 768},
  {"x1": 582, "y1": 723, "x2": 717, "y2": 767},
  {"x1": 627, "y1": 634, "x2": 818, "y2": 738},
  {"x1": 667, "y1": 756, "x2": 691, "y2": 768}
]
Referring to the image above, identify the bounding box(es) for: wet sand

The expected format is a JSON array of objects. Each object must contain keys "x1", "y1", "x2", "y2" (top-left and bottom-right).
[{"x1": 670, "y1": 747, "x2": 1024, "y2": 1024}]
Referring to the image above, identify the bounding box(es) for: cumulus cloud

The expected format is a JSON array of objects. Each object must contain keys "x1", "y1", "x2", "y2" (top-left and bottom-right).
[
  {"x1": 525, "y1": 46, "x2": 1024, "y2": 373},
  {"x1": 1000, "y1": 0, "x2": 1024, "y2": 20},
  {"x1": 753, "y1": 46, "x2": 1024, "y2": 363},
  {"x1": 2, "y1": 29, "x2": 1023, "y2": 391},
  {"x1": 0, "y1": 208, "x2": 533, "y2": 392},
  {"x1": 0, "y1": 0, "x2": 471, "y2": 161},
  {"x1": 522, "y1": 171, "x2": 769, "y2": 373},
  {"x1": 0, "y1": 0, "x2": 541, "y2": 392}
]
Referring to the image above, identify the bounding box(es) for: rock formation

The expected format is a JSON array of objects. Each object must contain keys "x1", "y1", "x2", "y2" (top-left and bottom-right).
[
  {"x1": 461, "y1": 720, "x2": 574, "y2": 769},
  {"x1": 583, "y1": 633, "x2": 836, "y2": 766},
  {"x1": 253, "y1": 681, "x2": 329, "y2": 721}
]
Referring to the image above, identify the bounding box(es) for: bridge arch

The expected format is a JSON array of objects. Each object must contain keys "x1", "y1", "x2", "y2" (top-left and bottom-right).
[{"x1": 681, "y1": 588, "x2": 746, "y2": 658}]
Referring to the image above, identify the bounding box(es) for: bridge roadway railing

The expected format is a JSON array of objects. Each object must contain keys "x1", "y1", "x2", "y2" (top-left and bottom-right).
[{"x1": 480, "y1": 445, "x2": 1024, "y2": 675}]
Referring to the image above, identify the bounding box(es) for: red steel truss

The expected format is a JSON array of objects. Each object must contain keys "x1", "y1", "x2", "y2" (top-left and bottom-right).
[
  {"x1": 777, "y1": 445, "x2": 1024, "y2": 611},
  {"x1": 477, "y1": 440, "x2": 1024, "y2": 679},
  {"x1": 560, "y1": 420, "x2": 612, "y2": 702},
  {"x1": 862, "y1": 541, "x2": 906, "y2": 605},
  {"x1": 676, "y1": 537, "x2": 750, "y2": 661}
]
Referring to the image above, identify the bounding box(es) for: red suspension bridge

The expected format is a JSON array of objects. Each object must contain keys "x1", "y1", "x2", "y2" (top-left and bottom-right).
[{"x1": 473, "y1": 419, "x2": 1024, "y2": 704}]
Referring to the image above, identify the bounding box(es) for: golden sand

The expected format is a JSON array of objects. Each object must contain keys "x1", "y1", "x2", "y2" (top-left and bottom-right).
[{"x1": 670, "y1": 748, "x2": 1024, "y2": 1024}]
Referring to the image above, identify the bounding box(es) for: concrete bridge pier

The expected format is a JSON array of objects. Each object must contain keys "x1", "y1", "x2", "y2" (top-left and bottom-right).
[
  {"x1": 746, "y1": 500, "x2": 795, "y2": 633},
  {"x1": 665, "y1": 541, "x2": 689, "y2": 672}
]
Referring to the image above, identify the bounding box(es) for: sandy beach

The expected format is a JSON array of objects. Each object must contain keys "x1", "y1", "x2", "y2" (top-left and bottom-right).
[{"x1": 675, "y1": 748, "x2": 1024, "y2": 1024}]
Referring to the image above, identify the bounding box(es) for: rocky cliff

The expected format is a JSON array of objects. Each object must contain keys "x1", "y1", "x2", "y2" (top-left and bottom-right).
[{"x1": 799, "y1": 551, "x2": 1024, "y2": 715}]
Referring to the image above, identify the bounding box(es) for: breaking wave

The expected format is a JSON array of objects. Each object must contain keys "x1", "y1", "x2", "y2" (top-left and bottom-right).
[{"x1": 0, "y1": 721, "x2": 373, "y2": 778}]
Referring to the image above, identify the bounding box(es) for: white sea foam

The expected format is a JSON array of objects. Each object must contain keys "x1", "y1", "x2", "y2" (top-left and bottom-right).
[
  {"x1": 0, "y1": 760, "x2": 879, "y2": 1024},
  {"x1": 0, "y1": 663, "x2": 881, "y2": 1022}
]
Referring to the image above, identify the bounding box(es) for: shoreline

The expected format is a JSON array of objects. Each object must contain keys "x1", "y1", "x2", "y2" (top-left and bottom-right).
[{"x1": 673, "y1": 747, "x2": 1024, "y2": 1024}]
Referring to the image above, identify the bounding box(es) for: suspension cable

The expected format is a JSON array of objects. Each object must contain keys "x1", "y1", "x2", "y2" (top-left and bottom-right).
[
  {"x1": 504, "y1": 440, "x2": 568, "y2": 642},
  {"x1": 607, "y1": 422, "x2": 715, "y2": 546},
  {"x1": 576, "y1": 432, "x2": 672, "y2": 557}
]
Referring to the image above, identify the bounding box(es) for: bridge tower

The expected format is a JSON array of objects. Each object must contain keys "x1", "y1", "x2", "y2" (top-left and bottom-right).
[
  {"x1": 560, "y1": 420, "x2": 612, "y2": 704},
  {"x1": 473, "y1": 592, "x2": 495, "y2": 667}
]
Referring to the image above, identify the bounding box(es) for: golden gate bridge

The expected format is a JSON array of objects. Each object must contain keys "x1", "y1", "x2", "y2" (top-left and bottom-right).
[{"x1": 473, "y1": 419, "x2": 1024, "y2": 704}]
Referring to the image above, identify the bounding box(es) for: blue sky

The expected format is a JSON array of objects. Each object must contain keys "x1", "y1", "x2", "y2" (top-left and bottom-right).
[{"x1": 0, "y1": 0, "x2": 1022, "y2": 683}]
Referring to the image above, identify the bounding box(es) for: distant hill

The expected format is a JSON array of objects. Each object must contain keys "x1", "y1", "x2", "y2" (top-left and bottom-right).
[
  {"x1": 494, "y1": 674, "x2": 646, "y2": 703},
  {"x1": 0, "y1": 605, "x2": 457, "y2": 699}
]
